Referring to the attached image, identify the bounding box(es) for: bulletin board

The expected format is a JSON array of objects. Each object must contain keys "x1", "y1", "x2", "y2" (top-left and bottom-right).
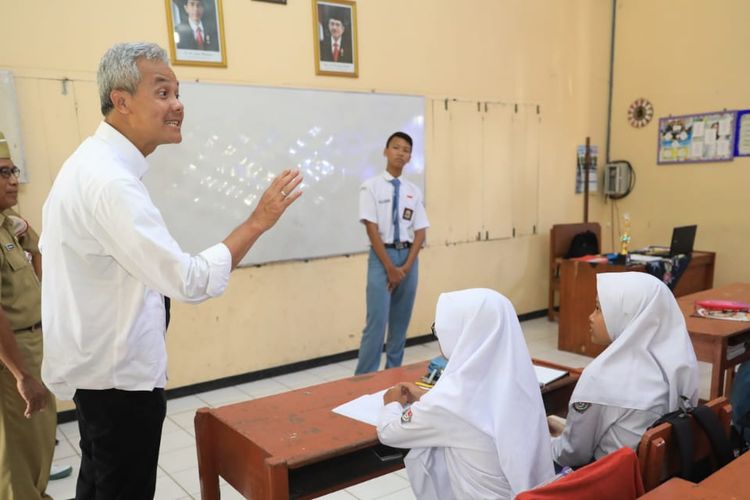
[
  {"x1": 733, "y1": 109, "x2": 750, "y2": 157},
  {"x1": 657, "y1": 110, "x2": 736, "y2": 164}
]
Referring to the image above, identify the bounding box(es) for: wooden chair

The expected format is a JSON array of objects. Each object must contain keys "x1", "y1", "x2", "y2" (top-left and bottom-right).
[
  {"x1": 548, "y1": 222, "x2": 601, "y2": 321},
  {"x1": 636, "y1": 397, "x2": 733, "y2": 492}
]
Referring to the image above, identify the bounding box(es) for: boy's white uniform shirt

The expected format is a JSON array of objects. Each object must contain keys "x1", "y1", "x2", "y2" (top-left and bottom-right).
[
  {"x1": 359, "y1": 171, "x2": 428, "y2": 243},
  {"x1": 378, "y1": 288, "x2": 554, "y2": 499},
  {"x1": 552, "y1": 272, "x2": 699, "y2": 466}
]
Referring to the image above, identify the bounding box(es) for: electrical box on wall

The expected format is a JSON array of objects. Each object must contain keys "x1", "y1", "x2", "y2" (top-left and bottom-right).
[{"x1": 604, "y1": 161, "x2": 634, "y2": 198}]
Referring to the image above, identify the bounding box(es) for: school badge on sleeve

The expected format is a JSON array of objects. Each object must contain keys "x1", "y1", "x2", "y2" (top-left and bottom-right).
[
  {"x1": 573, "y1": 402, "x2": 591, "y2": 413},
  {"x1": 401, "y1": 407, "x2": 413, "y2": 423}
]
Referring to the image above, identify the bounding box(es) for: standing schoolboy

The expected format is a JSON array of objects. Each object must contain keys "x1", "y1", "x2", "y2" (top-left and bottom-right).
[{"x1": 355, "y1": 132, "x2": 428, "y2": 374}]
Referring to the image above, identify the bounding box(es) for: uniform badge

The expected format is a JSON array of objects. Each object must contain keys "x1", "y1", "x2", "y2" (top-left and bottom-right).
[
  {"x1": 402, "y1": 208, "x2": 413, "y2": 221},
  {"x1": 573, "y1": 402, "x2": 591, "y2": 414},
  {"x1": 4, "y1": 243, "x2": 15, "y2": 251},
  {"x1": 401, "y1": 407, "x2": 413, "y2": 423}
]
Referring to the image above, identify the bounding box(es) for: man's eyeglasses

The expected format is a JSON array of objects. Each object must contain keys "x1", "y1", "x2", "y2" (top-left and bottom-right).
[{"x1": 0, "y1": 167, "x2": 21, "y2": 179}]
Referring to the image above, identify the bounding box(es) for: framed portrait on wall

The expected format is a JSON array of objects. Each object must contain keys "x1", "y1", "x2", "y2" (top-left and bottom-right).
[
  {"x1": 312, "y1": 0, "x2": 358, "y2": 77},
  {"x1": 165, "y1": 0, "x2": 227, "y2": 67}
]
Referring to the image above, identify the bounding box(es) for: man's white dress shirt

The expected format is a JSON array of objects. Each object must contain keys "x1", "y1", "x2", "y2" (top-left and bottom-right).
[{"x1": 41, "y1": 121, "x2": 231, "y2": 400}]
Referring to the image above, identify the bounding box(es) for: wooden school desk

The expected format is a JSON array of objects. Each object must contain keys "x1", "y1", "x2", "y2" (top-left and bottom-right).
[
  {"x1": 638, "y1": 477, "x2": 730, "y2": 499},
  {"x1": 194, "y1": 359, "x2": 580, "y2": 499},
  {"x1": 641, "y1": 452, "x2": 750, "y2": 499},
  {"x1": 677, "y1": 283, "x2": 750, "y2": 398},
  {"x1": 699, "y1": 450, "x2": 750, "y2": 498},
  {"x1": 557, "y1": 251, "x2": 716, "y2": 357}
]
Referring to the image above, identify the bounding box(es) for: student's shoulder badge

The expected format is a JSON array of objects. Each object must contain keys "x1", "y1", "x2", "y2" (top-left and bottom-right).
[
  {"x1": 573, "y1": 402, "x2": 591, "y2": 414},
  {"x1": 401, "y1": 407, "x2": 413, "y2": 423}
]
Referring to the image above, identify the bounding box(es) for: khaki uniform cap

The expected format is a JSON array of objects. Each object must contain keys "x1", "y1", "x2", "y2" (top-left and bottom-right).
[{"x1": 0, "y1": 132, "x2": 11, "y2": 160}]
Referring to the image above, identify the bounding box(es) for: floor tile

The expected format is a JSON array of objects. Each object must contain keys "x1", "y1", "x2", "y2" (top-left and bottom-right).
[
  {"x1": 373, "y1": 486, "x2": 418, "y2": 500},
  {"x1": 272, "y1": 369, "x2": 327, "y2": 390},
  {"x1": 235, "y1": 377, "x2": 289, "y2": 398},
  {"x1": 219, "y1": 483, "x2": 247, "y2": 500},
  {"x1": 168, "y1": 411, "x2": 198, "y2": 436},
  {"x1": 196, "y1": 386, "x2": 250, "y2": 407},
  {"x1": 167, "y1": 395, "x2": 207, "y2": 415},
  {"x1": 53, "y1": 436, "x2": 77, "y2": 461},
  {"x1": 318, "y1": 489, "x2": 358, "y2": 499},
  {"x1": 159, "y1": 445, "x2": 199, "y2": 474},
  {"x1": 344, "y1": 472, "x2": 411, "y2": 500},
  {"x1": 159, "y1": 427, "x2": 197, "y2": 454},
  {"x1": 45, "y1": 455, "x2": 79, "y2": 499},
  {"x1": 161, "y1": 415, "x2": 183, "y2": 435},
  {"x1": 57, "y1": 420, "x2": 80, "y2": 441},
  {"x1": 308, "y1": 363, "x2": 354, "y2": 381},
  {"x1": 169, "y1": 466, "x2": 201, "y2": 495},
  {"x1": 154, "y1": 474, "x2": 190, "y2": 500}
]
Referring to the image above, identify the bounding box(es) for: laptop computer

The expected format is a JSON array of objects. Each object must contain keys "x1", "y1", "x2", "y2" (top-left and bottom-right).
[{"x1": 643, "y1": 225, "x2": 698, "y2": 257}]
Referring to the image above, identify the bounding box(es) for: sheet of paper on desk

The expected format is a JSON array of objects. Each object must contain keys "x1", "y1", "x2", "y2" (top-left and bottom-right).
[
  {"x1": 332, "y1": 389, "x2": 388, "y2": 426},
  {"x1": 534, "y1": 365, "x2": 567, "y2": 386}
]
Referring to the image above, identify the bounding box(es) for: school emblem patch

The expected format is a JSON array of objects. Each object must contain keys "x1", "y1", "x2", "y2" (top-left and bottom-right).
[
  {"x1": 4, "y1": 243, "x2": 14, "y2": 251},
  {"x1": 573, "y1": 402, "x2": 591, "y2": 414},
  {"x1": 401, "y1": 407, "x2": 413, "y2": 423}
]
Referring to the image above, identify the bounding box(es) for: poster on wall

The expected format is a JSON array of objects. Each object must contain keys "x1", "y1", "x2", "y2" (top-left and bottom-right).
[
  {"x1": 657, "y1": 111, "x2": 736, "y2": 164},
  {"x1": 575, "y1": 144, "x2": 597, "y2": 193},
  {"x1": 733, "y1": 109, "x2": 750, "y2": 157}
]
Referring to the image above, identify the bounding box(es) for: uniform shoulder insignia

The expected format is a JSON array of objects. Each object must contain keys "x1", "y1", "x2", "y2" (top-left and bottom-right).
[
  {"x1": 573, "y1": 402, "x2": 591, "y2": 413},
  {"x1": 401, "y1": 407, "x2": 413, "y2": 423}
]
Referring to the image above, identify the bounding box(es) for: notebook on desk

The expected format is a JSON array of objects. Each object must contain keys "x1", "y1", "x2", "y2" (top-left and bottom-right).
[{"x1": 635, "y1": 225, "x2": 698, "y2": 258}]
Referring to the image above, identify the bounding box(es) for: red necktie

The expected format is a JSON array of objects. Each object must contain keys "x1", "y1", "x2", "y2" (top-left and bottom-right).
[
  {"x1": 195, "y1": 27, "x2": 204, "y2": 50},
  {"x1": 333, "y1": 42, "x2": 340, "y2": 62}
]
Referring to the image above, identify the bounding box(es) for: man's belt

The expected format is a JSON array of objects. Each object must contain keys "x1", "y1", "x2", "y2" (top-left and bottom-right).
[
  {"x1": 384, "y1": 242, "x2": 412, "y2": 250},
  {"x1": 15, "y1": 321, "x2": 42, "y2": 334}
]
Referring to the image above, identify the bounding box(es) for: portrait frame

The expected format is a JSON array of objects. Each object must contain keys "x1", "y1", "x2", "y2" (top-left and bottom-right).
[
  {"x1": 312, "y1": 0, "x2": 358, "y2": 78},
  {"x1": 165, "y1": 0, "x2": 227, "y2": 68}
]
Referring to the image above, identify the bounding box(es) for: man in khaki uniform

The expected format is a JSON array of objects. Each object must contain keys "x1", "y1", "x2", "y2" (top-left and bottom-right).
[{"x1": 0, "y1": 132, "x2": 55, "y2": 499}]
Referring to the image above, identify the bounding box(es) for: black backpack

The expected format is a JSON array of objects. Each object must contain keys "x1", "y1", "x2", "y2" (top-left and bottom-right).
[
  {"x1": 649, "y1": 400, "x2": 735, "y2": 482},
  {"x1": 566, "y1": 230, "x2": 600, "y2": 258}
]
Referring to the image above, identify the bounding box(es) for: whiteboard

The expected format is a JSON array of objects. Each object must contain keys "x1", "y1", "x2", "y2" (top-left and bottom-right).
[
  {"x1": 145, "y1": 82, "x2": 424, "y2": 266},
  {"x1": 0, "y1": 70, "x2": 28, "y2": 182}
]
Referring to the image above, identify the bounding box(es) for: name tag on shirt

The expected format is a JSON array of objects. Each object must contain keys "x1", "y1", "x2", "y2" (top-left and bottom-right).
[{"x1": 402, "y1": 208, "x2": 413, "y2": 221}]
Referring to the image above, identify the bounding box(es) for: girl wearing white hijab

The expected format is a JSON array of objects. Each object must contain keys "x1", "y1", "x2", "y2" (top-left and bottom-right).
[
  {"x1": 550, "y1": 272, "x2": 699, "y2": 467},
  {"x1": 377, "y1": 288, "x2": 555, "y2": 499}
]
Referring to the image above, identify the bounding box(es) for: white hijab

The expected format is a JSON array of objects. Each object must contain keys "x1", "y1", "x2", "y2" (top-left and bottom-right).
[
  {"x1": 419, "y1": 288, "x2": 554, "y2": 496},
  {"x1": 572, "y1": 272, "x2": 699, "y2": 411}
]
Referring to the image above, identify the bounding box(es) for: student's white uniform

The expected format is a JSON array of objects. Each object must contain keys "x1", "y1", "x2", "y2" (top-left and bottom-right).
[
  {"x1": 378, "y1": 289, "x2": 554, "y2": 499},
  {"x1": 551, "y1": 272, "x2": 699, "y2": 467}
]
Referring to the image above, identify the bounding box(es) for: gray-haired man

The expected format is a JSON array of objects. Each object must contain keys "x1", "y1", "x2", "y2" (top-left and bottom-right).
[{"x1": 41, "y1": 42, "x2": 302, "y2": 499}]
